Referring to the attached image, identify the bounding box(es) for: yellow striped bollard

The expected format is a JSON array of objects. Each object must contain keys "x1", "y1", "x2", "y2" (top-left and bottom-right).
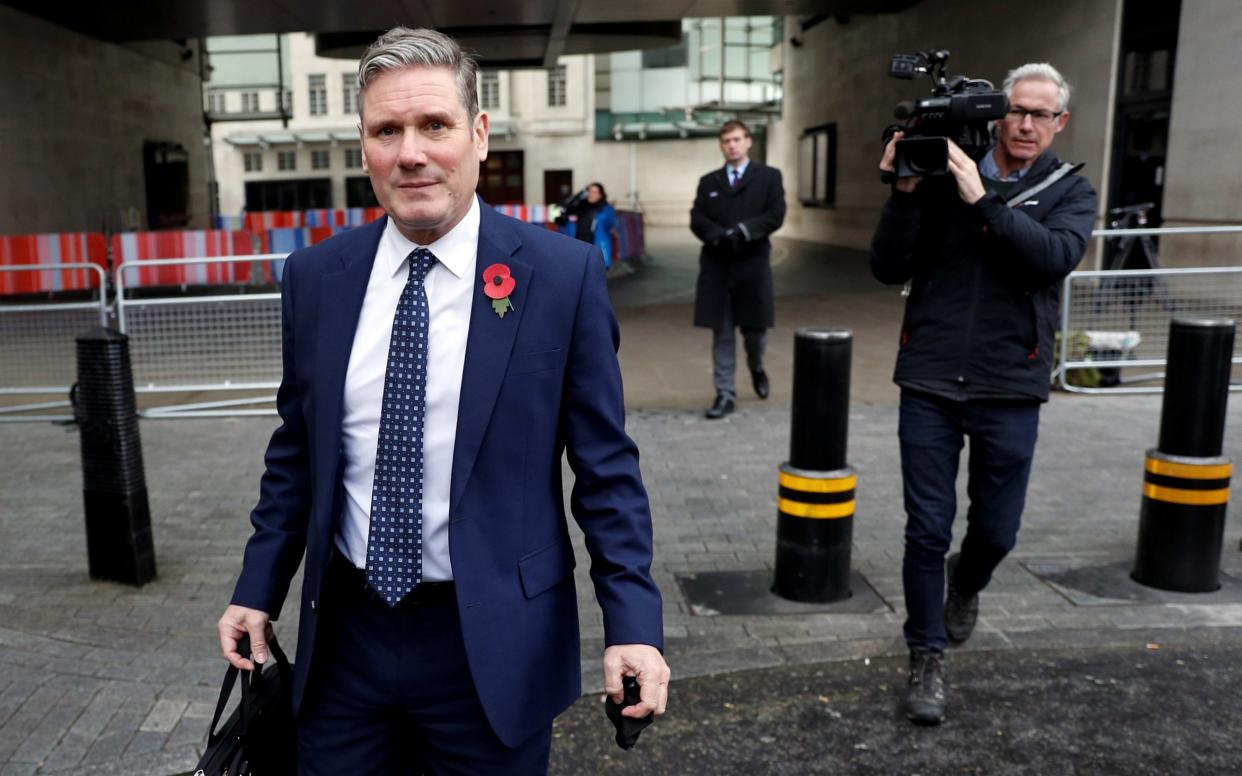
[
  {"x1": 1132, "y1": 319, "x2": 1235, "y2": 592},
  {"x1": 773, "y1": 328, "x2": 855, "y2": 602}
]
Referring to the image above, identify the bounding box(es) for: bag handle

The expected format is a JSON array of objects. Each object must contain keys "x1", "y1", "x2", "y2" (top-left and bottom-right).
[{"x1": 206, "y1": 633, "x2": 292, "y2": 744}]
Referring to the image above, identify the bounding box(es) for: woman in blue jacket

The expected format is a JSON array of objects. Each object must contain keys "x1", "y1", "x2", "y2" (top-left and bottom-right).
[{"x1": 570, "y1": 182, "x2": 617, "y2": 268}]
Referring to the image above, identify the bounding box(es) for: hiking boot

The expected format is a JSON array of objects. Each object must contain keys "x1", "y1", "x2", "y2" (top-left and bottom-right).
[
  {"x1": 904, "y1": 649, "x2": 946, "y2": 725},
  {"x1": 945, "y1": 552, "x2": 979, "y2": 644}
]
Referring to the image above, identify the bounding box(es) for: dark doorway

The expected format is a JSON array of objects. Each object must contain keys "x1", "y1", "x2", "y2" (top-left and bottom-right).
[
  {"x1": 244, "y1": 178, "x2": 333, "y2": 211},
  {"x1": 1108, "y1": 0, "x2": 1180, "y2": 227},
  {"x1": 544, "y1": 169, "x2": 574, "y2": 205},
  {"x1": 346, "y1": 176, "x2": 379, "y2": 208},
  {"x1": 143, "y1": 141, "x2": 190, "y2": 229},
  {"x1": 477, "y1": 151, "x2": 524, "y2": 204}
]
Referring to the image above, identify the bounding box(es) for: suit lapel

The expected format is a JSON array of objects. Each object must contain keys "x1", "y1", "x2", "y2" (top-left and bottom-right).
[
  {"x1": 450, "y1": 205, "x2": 529, "y2": 514},
  {"x1": 313, "y1": 217, "x2": 384, "y2": 523}
]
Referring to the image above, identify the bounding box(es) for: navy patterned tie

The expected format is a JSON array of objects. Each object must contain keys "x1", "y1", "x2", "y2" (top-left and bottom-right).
[{"x1": 366, "y1": 247, "x2": 438, "y2": 606}]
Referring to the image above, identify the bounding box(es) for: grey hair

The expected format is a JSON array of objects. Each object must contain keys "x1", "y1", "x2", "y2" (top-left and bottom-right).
[
  {"x1": 1002, "y1": 62, "x2": 1071, "y2": 112},
  {"x1": 356, "y1": 27, "x2": 479, "y2": 121}
]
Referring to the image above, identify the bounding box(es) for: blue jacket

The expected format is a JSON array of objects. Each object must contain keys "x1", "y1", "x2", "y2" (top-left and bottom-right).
[
  {"x1": 566, "y1": 203, "x2": 617, "y2": 268},
  {"x1": 230, "y1": 199, "x2": 663, "y2": 746}
]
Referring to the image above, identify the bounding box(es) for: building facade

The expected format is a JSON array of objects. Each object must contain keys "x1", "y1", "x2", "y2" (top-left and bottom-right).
[
  {"x1": 0, "y1": 5, "x2": 210, "y2": 234},
  {"x1": 766, "y1": 0, "x2": 1242, "y2": 267},
  {"x1": 205, "y1": 21, "x2": 782, "y2": 227}
]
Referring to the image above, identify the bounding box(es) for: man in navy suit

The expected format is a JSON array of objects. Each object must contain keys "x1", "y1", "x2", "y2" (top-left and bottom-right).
[{"x1": 216, "y1": 27, "x2": 668, "y2": 774}]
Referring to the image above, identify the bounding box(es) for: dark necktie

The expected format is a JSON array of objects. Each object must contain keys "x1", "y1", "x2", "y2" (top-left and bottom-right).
[
  {"x1": 366, "y1": 247, "x2": 438, "y2": 606},
  {"x1": 730, "y1": 169, "x2": 741, "y2": 188}
]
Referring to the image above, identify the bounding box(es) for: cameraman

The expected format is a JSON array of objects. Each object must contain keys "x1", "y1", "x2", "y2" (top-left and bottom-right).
[{"x1": 870, "y1": 63, "x2": 1097, "y2": 725}]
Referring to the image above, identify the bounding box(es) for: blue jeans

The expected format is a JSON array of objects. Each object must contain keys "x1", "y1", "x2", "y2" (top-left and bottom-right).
[{"x1": 898, "y1": 390, "x2": 1040, "y2": 652}]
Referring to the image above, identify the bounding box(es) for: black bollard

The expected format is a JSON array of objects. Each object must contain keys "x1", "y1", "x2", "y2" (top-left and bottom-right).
[
  {"x1": 75, "y1": 327, "x2": 156, "y2": 586},
  {"x1": 1133, "y1": 318, "x2": 1234, "y2": 592},
  {"x1": 773, "y1": 328, "x2": 855, "y2": 603}
]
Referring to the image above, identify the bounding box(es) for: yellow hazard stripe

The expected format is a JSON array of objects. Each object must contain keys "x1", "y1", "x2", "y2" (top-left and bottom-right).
[
  {"x1": 778, "y1": 471, "x2": 857, "y2": 493},
  {"x1": 1145, "y1": 457, "x2": 1233, "y2": 480},
  {"x1": 778, "y1": 498, "x2": 855, "y2": 519},
  {"x1": 1142, "y1": 483, "x2": 1230, "y2": 506}
]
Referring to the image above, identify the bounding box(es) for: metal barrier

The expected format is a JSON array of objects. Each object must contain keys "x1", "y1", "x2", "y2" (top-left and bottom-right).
[
  {"x1": 1059, "y1": 226, "x2": 1242, "y2": 394},
  {"x1": 0, "y1": 264, "x2": 108, "y2": 422},
  {"x1": 115, "y1": 255, "x2": 286, "y2": 417}
]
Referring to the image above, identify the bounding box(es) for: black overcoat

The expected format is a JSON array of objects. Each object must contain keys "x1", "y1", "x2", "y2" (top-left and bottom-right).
[{"x1": 690, "y1": 162, "x2": 786, "y2": 330}]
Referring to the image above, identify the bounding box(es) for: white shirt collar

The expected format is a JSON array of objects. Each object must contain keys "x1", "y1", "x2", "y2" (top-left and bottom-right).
[
  {"x1": 379, "y1": 195, "x2": 480, "y2": 280},
  {"x1": 726, "y1": 159, "x2": 750, "y2": 178}
]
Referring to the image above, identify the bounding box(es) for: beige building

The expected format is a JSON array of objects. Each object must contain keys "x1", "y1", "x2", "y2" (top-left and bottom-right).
[{"x1": 205, "y1": 33, "x2": 743, "y2": 226}]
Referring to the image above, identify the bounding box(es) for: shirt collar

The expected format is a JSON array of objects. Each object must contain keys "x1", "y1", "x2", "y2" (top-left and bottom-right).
[
  {"x1": 980, "y1": 146, "x2": 1028, "y2": 181},
  {"x1": 726, "y1": 159, "x2": 750, "y2": 178},
  {"x1": 380, "y1": 195, "x2": 480, "y2": 280}
]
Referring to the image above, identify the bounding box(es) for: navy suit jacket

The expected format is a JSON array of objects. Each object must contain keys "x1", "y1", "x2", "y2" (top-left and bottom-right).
[{"x1": 230, "y1": 200, "x2": 663, "y2": 746}]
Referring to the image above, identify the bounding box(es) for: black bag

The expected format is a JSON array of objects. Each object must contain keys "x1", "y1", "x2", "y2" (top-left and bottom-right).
[{"x1": 195, "y1": 635, "x2": 297, "y2": 775}]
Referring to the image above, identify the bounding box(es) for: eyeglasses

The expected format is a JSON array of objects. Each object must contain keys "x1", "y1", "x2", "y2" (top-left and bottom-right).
[{"x1": 1004, "y1": 107, "x2": 1064, "y2": 126}]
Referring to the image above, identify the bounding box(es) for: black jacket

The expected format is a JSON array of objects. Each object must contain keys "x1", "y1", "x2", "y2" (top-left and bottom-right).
[
  {"x1": 690, "y1": 162, "x2": 786, "y2": 330},
  {"x1": 870, "y1": 152, "x2": 1098, "y2": 401}
]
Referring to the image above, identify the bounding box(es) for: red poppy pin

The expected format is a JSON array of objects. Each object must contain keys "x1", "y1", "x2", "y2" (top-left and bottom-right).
[{"x1": 482, "y1": 263, "x2": 516, "y2": 318}]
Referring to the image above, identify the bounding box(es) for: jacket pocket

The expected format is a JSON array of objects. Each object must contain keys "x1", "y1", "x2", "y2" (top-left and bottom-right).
[
  {"x1": 507, "y1": 347, "x2": 563, "y2": 377},
  {"x1": 518, "y1": 539, "x2": 576, "y2": 599}
]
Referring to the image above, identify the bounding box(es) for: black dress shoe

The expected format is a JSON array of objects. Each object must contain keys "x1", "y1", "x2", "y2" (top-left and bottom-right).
[
  {"x1": 751, "y1": 369, "x2": 770, "y2": 399},
  {"x1": 705, "y1": 394, "x2": 735, "y2": 419}
]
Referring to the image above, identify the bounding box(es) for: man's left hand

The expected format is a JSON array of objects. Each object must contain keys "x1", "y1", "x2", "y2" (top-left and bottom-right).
[
  {"x1": 946, "y1": 140, "x2": 987, "y2": 205},
  {"x1": 603, "y1": 644, "x2": 670, "y2": 719}
]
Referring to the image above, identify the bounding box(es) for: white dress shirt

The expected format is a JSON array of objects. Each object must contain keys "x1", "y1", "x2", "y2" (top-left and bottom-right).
[{"x1": 336, "y1": 196, "x2": 479, "y2": 580}]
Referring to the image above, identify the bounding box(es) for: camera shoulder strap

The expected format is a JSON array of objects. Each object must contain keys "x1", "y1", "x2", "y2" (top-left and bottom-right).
[{"x1": 1005, "y1": 162, "x2": 1083, "y2": 208}]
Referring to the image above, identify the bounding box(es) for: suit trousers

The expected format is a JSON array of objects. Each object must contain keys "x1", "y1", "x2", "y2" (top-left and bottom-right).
[
  {"x1": 711, "y1": 305, "x2": 766, "y2": 398},
  {"x1": 897, "y1": 390, "x2": 1040, "y2": 652},
  {"x1": 297, "y1": 552, "x2": 553, "y2": 775}
]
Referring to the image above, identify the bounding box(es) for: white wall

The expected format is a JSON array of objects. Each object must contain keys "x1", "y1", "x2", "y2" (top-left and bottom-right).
[{"x1": 0, "y1": 5, "x2": 210, "y2": 233}]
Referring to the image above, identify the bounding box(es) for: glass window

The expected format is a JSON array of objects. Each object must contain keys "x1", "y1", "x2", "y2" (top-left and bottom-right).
[
  {"x1": 342, "y1": 73, "x2": 358, "y2": 114},
  {"x1": 547, "y1": 65, "x2": 567, "y2": 107},
  {"x1": 344, "y1": 148, "x2": 362, "y2": 169},
  {"x1": 480, "y1": 71, "x2": 500, "y2": 109},
  {"x1": 277, "y1": 151, "x2": 296, "y2": 171},
  {"x1": 311, "y1": 149, "x2": 330, "y2": 170},
  {"x1": 243, "y1": 152, "x2": 262, "y2": 172},
  {"x1": 241, "y1": 92, "x2": 259, "y2": 113},
  {"x1": 308, "y1": 74, "x2": 327, "y2": 116},
  {"x1": 798, "y1": 124, "x2": 836, "y2": 207}
]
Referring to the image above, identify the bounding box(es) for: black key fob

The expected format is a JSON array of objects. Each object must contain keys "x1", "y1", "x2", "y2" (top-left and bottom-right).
[{"x1": 604, "y1": 676, "x2": 654, "y2": 750}]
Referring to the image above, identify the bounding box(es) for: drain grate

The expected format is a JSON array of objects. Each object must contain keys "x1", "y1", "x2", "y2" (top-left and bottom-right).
[{"x1": 676, "y1": 569, "x2": 891, "y2": 616}]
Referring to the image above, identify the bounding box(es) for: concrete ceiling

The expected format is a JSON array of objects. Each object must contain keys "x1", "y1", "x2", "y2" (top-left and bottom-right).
[{"x1": 1, "y1": 1, "x2": 917, "y2": 68}]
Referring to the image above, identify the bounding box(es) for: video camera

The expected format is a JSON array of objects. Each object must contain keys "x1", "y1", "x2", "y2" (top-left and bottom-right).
[{"x1": 883, "y1": 49, "x2": 1008, "y2": 180}]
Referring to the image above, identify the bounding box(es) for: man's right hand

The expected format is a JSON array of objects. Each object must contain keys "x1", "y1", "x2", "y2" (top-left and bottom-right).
[
  {"x1": 881, "y1": 131, "x2": 920, "y2": 193},
  {"x1": 218, "y1": 604, "x2": 273, "y2": 670}
]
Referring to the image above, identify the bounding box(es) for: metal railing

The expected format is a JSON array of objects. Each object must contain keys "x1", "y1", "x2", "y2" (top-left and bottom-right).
[
  {"x1": 115, "y1": 255, "x2": 285, "y2": 417},
  {"x1": 0, "y1": 263, "x2": 108, "y2": 422},
  {"x1": 1059, "y1": 226, "x2": 1242, "y2": 394}
]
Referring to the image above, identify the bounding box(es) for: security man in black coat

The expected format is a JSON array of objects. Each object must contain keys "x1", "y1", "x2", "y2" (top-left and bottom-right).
[
  {"x1": 870, "y1": 63, "x2": 1097, "y2": 726},
  {"x1": 691, "y1": 119, "x2": 787, "y2": 419}
]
